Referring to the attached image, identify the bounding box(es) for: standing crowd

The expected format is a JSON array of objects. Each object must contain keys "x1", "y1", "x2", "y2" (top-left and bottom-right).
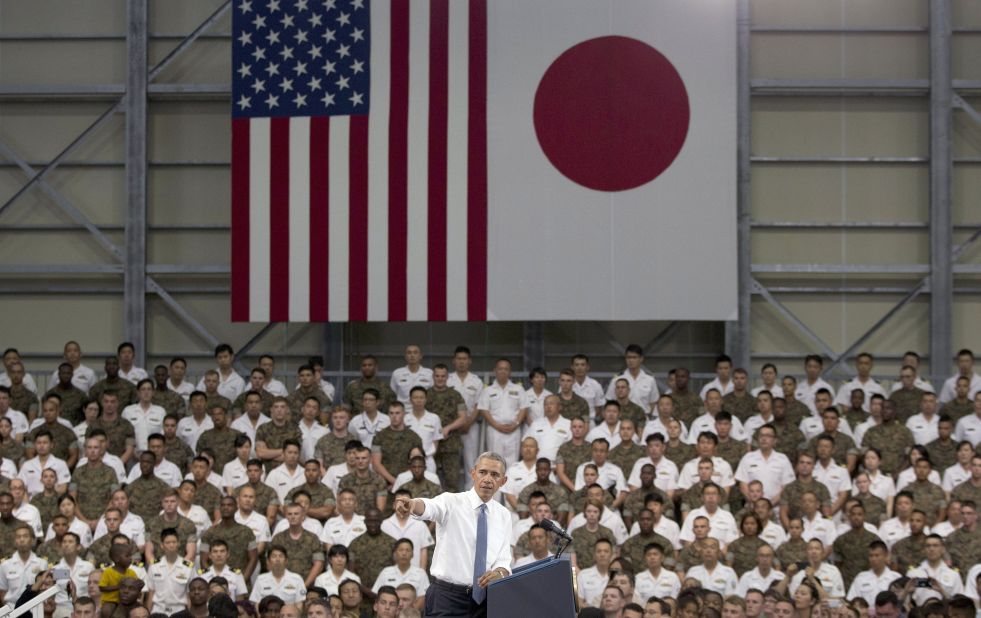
[{"x1": 1, "y1": 340, "x2": 981, "y2": 618}]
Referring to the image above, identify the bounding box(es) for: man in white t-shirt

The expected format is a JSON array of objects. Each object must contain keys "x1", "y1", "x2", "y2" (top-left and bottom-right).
[{"x1": 390, "y1": 345, "x2": 433, "y2": 406}]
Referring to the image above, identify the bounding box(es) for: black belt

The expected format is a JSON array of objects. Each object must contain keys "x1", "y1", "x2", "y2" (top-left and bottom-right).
[{"x1": 433, "y1": 578, "x2": 474, "y2": 597}]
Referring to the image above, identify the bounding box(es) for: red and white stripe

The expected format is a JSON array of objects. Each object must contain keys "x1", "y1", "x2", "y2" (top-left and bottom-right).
[{"x1": 231, "y1": 0, "x2": 487, "y2": 322}]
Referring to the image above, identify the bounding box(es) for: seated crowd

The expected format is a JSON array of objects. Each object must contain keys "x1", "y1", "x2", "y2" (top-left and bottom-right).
[{"x1": 0, "y1": 341, "x2": 980, "y2": 618}]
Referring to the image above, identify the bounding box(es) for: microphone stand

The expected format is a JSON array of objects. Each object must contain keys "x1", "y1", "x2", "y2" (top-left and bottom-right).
[{"x1": 550, "y1": 532, "x2": 572, "y2": 560}]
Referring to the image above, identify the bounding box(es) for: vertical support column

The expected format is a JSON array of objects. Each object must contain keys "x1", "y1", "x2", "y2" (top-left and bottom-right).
[
  {"x1": 125, "y1": 0, "x2": 148, "y2": 366},
  {"x1": 523, "y1": 321, "x2": 545, "y2": 372},
  {"x1": 726, "y1": 0, "x2": 752, "y2": 370},
  {"x1": 929, "y1": 0, "x2": 952, "y2": 386},
  {"x1": 323, "y1": 323, "x2": 345, "y2": 397}
]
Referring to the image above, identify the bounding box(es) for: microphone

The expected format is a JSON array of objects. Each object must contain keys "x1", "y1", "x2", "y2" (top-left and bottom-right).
[{"x1": 539, "y1": 518, "x2": 573, "y2": 541}]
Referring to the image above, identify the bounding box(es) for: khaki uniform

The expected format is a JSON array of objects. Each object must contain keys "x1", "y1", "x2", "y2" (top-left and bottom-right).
[
  {"x1": 891, "y1": 534, "x2": 926, "y2": 574},
  {"x1": 726, "y1": 536, "x2": 768, "y2": 576},
  {"x1": 663, "y1": 441, "x2": 696, "y2": 470},
  {"x1": 164, "y1": 436, "x2": 195, "y2": 474},
  {"x1": 781, "y1": 479, "x2": 832, "y2": 521},
  {"x1": 152, "y1": 388, "x2": 186, "y2": 418},
  {"x1": 608, "y1": 442, "x2": 645, "y2": 480},
  {"x1": 30, "y1": 491, "x2": 60, "y2": 532},
  {"x1": 399, "y1": 477, "x2": 443, "y2": 500},
  {"x1": 28, "y1": 422, "x2": 78, "y2": 462},
  {"x1": 427, "y1": 386, "x2": 467, "y2": 491},
  {"x1": 670, "y1": 392, "x2": 703, "y2": 427},
  {"x1": 89, "y1": 417, "x2": 136, "y2": 460},
  {"x1": 89, "y1": 379, "x2": 136, "y2": 407},
  {"x1": 44, "y1": 385, "x2": 87, "y2": 424},
  {"x1": 516, "y1": 481, "x2": 571, "y2": 515},
  {"x1": 193, "y1": 481, "x2": 223, "y2": 519},
  {"x1": 338, "y1": 472, "x2": 389, "y2": 514},
  {"x1": 557, "y1": 393, "x2": 591, "y2": 423},
  {"x1": 285, "y1": 483, "x2": 336, "y2": 510},
  {"x1": 621, "y1": 531, "x2": 676, "y2": 570},
  {"x1": 775, "y1": 538, "x2": 807, "y2": 570},
  {"x1": 940, "y1": 399, "x2": 974, "y2": 423},
  {"x1": 853, "y1": 492, "x2": 887, "y2": 526},
  {"x1": 145, "y1": 514, "x2": 198, "y2": 557},
  {"x1": 370, "y1": 427, "x2": 422, "y2": 480},
  {"x1": 348, "y1": 532, "x2": 395, "y2": 588},
  {"x1": 571, "y1": 524, "x2": 614, "y2": 569},
  {"x1": 906, "y1": 480, "x2": 946, "y2": 526},
  {"x1": 804, "y1": 431, "x2": 856, "y2": 467},
  {"x1": 555, "y1": 442, "x2": 592, "y2": 481},
  {"x1": 71, "y1": 462, "x2": 120, "y2": 520},
  {"x1": 287, "y1": 386, "x2": 332, "y2": 421},
  {"x1": 925, "y1": 438, "x2": 958, "y2": 474},
  {"x1": 343, "y1": 378, "x2": 396, "y2": 415},
  {"x1": 255, "y1": 421, "x2": 303, "y2": 471},
  {"x1": 945, "y1": 526, "x2": 981, "y2": 572},
  {"x1": 196, "y1": 427, "x2": 244, "y2": 473},
  {"x1": 314, "y1": 433, "x2": 355, "y2": 469},
  {"x1": 232, "y1": 390, "x2": 274, "y2": 416},
  {"x1": 889, "y1": 387, "x2": 926, "y2": 423},
  {"x1": 833, "y1": 528, "x2": 880, "y2": 586},
  {"x1": 200, "y1": 522, "x2": 257, "y2": 571},
  {"x1": 270, "y1": 529, "x2": 325, "y2": 578},
  {"x1": 126, "y1": 475, "x2": 172, "y2": 520},
  {"x1": 722, "y1": 392, "x2": 757, "y2": 423},
  {"x1": 861, "y1": 422, "x2": 914, "y2": 476}
]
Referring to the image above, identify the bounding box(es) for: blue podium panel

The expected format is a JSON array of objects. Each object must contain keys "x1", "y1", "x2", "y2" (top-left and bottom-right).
[{"x1": 487, "y1": 556, "x2": 577, "y2": 618}]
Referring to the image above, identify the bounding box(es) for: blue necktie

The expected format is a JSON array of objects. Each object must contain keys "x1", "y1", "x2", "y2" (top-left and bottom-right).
[{"x1": 472, "y1": 503, "x2": 488, "y2": 604}]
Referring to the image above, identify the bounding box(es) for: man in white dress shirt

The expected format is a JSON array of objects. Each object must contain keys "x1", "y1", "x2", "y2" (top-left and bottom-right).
[
  {"x1": 49, "y1": 341, "x2": 97, "y2": 394},
  {"x1": 846, "y1": 540, "x2": 900, "y2": 606},
  {"x1": 390, "y1": 345, "x2": 434, "y2": 405},
  {"x1": 478, "y1": 360, "x2": 527, "y2": 467},
  {"x1": 834, "y1": 353, "x2": 887, "y2": 411},
  {"x1": 605, "y1": 345, "x2": 659, "y2": 412},
  {"x1": 571, "y1": 354, "x2": 606, "y2": 417},
  {"x1": 699, "y1": 355, "x2": 735, "y2": 401},
  {"x1": 0, "y1": 348, "x2": 38, "y2": 393},
  {"x1": 258, "y1": 354, "x2": 290, "y2": 397},
  {"x1": 940, "y1": 349, "x2": 981, "y2": 403},
  {"x1": 116, "y1": 342, "x2": 148, "y2": 385},
  {"x1": 196, "y1": 344, "x2": 245, "y2": 401},
  {"x1": 447, "y1": 346, "x2": 485, "y2": 489},
  {"x1": 395, "y1": 452, "x2": 512, "y2": 618},
  {"x1": 796, "y1": 354, "x2": 836, "y2": 414},
  {"x1": 167, "y1": 357, "x2": 195, "y2": 402}
]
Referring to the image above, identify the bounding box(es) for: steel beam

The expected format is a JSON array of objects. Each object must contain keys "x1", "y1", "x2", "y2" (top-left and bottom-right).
[
  {"x1": 929, "y1": 0, "x2": 953, "y2": 386},
  {"x1": 125, "y1": 0, "x2": 149, "y2": 366},
  {"x1": 726, "y1": 0, "x2": 752, "y2": 370},
  {"x1": 751, "y1": 279, "x2": 838, "y2": 361},
  {"x1": 751, "y1": 156, "x2": 928, "y2": 164},
  {"x1": 322, "y1": 324, "x2": 346, "y2": 396}
]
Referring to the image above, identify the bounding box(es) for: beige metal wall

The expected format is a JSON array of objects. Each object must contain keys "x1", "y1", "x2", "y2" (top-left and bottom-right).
[{"x1": 0, "y1": 0, "x2": 978, "y2": 388}]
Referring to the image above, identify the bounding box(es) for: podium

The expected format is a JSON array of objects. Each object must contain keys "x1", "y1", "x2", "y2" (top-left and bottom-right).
[{"x1": 487, "y1": 556, "x2": 578, "y2": 618}]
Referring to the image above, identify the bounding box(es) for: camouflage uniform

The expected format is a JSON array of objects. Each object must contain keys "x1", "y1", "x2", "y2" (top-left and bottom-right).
[
  {"x1": 619, "y1": 401, "x2": 648, "y2": 433},
  {"x1": 722, "y1": 392, "x2": 756, "y2": 423},
  {"x1": 951, "y1": 480, "x2": 981, "y2": 507},
  {"x1": 86, "y1": 534, "x2": 114, "y2": 568},
  {"x1": 28, "y1": 422, "x2": 78, "y2": 461},
  {"x1": 608, "y1": 442, "x2": 645, "y2": 480},
  {"x1": 89, "y1": 379, "x2": 136, "y2": 407},
  {"x1": 193, "y1": 481, "x2": 223, "y2": 519},
  {"x1": 621, "y1": 531, "x2": 676, "y2": 570},
  {"x1": 71, "y1": 462, "x2": 120, "y2": 520},
  {"x1": 36, "y1": 537, "x2": 63, "y2": 563},
  {"x1": 783, "y1": 400, "x2": 810, "y2": 428},
  {"x1": 338, "y1": 472, "x2": 389, "y2": 514},
  {"x1": 557, "y1": 394, "x2": 591, "y2": 423},
  {"x1": 0, "y1": 518, "x2": 26, "y2": 553},
  {"x1": 925, "y1": 437, "x2": 958, "y2": 474},
  {"x1": 770, "y1": 420, "x2": 806, "y2": 463},
  {"x1": 945, "y1": 526, "x2": 981, "y2": 573},
  {"x1": 125, "y1": 475, "x2": 172, "y2": 521},
  {"x1": 861, "y1": 422, "x2": 914, "y2": 476},
  {"x1": 670, "y1": 392, "x2": 703, "y2": 427},
  {"x1": 843, "y1": 408, "x2": 867, "y2": 433},
  {"x1": 43, "y1": 385, "x2": 87, "y2": 424},
  {"x1": 343, "y1": 377, "x2": 396, "y2": 415},
  {"x1": 906, "y1": 480, "x2": 946, "y2": 526},
  {"x1": 288, "y1": 386, "x2": 332, "y2": 421},
  {"x1": 775, "y1": 538, "x2": 807, "y2": 570},
  {"x1": 314, "y1": 433, "x2": 355, "y2": 469},
  {"x1": 678, "y1": 539, "x2": 710, "y2": 573},
  {"x1": 663, "y1": 441, "x2": 696, "y2": 470},
  {"x1": 145, "y1": 513, "x2": 198, "y2": 557},
  {"x1": 89, "y1": 417, "x2": 136, "y2": 460},
  {"x1": 270, "y1": 529, "x2": 325, "y2": 578},
  {"x1": 205, "y1": 393, "x2": 232, "y2": 413},
  {"x1": 285, "y1": 483, "x2": 336, "y2": 510},
  {"x1": 30, "y1": 491, "x2": 60, "y2": 532},
  {"x1": 344, "y1": 532, "x2": 392, "y2": 588},
  {"x1": 399, "y1": 477, "x2": 443, "y2": 500},
  {"x1": 196, "y1": 426, "x2": 244, "y2": 473},
  {"x1": 232, "y1": 390, "x2": 274, "y2": 416},
  {"x1": 571, "y1": 524, "x2": 614, "y2": 570},
  {"x1": 680, "y1": 481, "x2": 728, "y2": 515},
  {"x1": 370, "y1": 428, "x2": 422, "y2": 480},
  {"x1": 427, "y1": 386, "x2": 467, "y2": 491},
  {"x1": 833, "y1": 528, "x2": 881, "y2": 587},
  {"x1": 891, "y1": 534, "x2": 927, "y2": 574},
  {"x1": 200, "y1": 522, "x2": 257, "y2": 571},
  {"x1": 152, "y1": 389, "x2": 186, "y2": 417},
  {"x1": 715, "y1": 438, "x2": 748, "y2": 472},
  {"x1": 804, "y1": 431, "x2": 856, "y2": 467},
  {"x1": 622, "y1": 485, "x2": 671, "y2": 522},
  {"x1": 235, "y1": 481, "x2": 281, "y2": 516},
  {"x1": 516, "y1": 481, "x2": 571, "y2": 516},
  {"x1": 555, "y1": 442, "x2": 592, "y2": 482},
  {"x1": 164, "y1": 436, "x2": 195, "y2": 474},
  {"x1": 0, "y1": 439, "x2": 24, "y2": 465},
  {"x1": 941, "y1": 399, "x2": 974, "y2": 423},
  {"x1": 569, "y1": 487, "x2": 613, "y2": 513},
  {"x1": 726, "y1": 536, "x2": 769, "y2": 576},
  {"x1": 254, "y1": 421, "x2": 303, "y2": 472},
  {"x1": 889, "y1": 387, "x2": 926, "y2": 423},
  {"x1": 781, "y1": 480, "x2": 832, "y2": 521},
  {"x1": 9, "y1": 385, "x2": 38, "y2": 416},
  {"x1": 853, "y1": 493, "x2": 887, "y2": 526}
]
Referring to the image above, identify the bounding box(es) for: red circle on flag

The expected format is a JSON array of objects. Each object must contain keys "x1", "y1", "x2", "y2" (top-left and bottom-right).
[{"x1": 533, "y1": 36, "x2": 690, "y2": 192}]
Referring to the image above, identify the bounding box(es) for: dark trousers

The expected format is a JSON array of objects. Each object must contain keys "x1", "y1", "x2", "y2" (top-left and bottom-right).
[{"x1": 424, "y1": 579, "x2": 487, "y2": 618}]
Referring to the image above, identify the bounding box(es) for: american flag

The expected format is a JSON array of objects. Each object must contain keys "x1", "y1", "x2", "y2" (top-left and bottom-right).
[{"x1": 231, "y1": 0, "x2": 487, "y2": 322}]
